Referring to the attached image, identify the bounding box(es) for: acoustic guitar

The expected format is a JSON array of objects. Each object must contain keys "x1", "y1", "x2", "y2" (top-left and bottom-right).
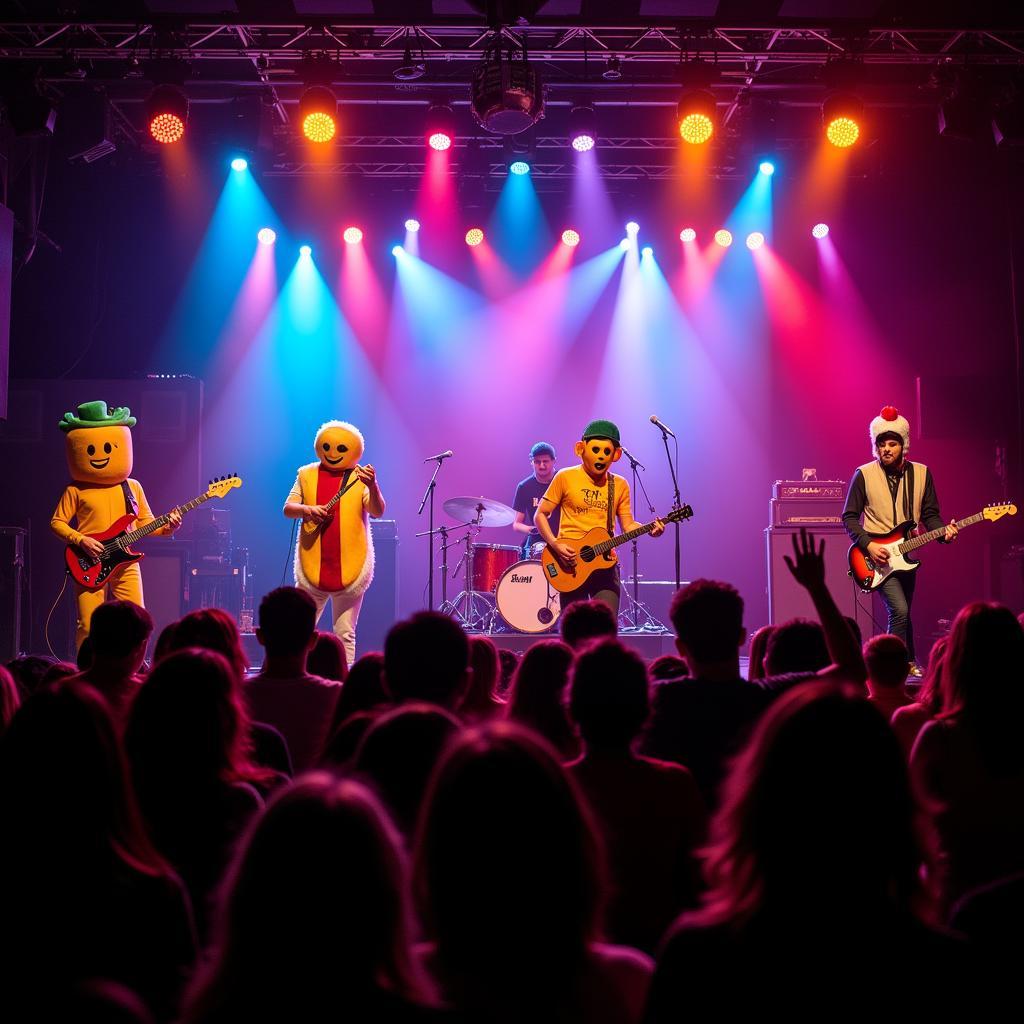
[{"x1": 539, "y1": 505, "x2": 694, "y2": 594}]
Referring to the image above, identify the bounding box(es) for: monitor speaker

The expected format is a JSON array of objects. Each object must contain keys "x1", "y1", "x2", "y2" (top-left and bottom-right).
[
  {"x1": 141, "y1": 544, "x2": 189, "y2": 658},
  {"x1": 766, "y1": 528, "x2": 862, "y2": 627}
]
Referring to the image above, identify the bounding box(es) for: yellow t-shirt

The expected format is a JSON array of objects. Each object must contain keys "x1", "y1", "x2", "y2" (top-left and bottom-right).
[
  {"x1": 542, "y1": 466, "x2": 632, "y2": 541},
  {"x1": 51, "y1": 479, "x2": 158, "y2": 547}
]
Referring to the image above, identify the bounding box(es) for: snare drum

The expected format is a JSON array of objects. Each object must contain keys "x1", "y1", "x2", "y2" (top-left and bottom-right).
[
  {"x1": 471, "y1": 544, "x2": 521, "y2": 592},
  {"x1": 495, "y1": 560, "x2": 561, "y2": 634}
]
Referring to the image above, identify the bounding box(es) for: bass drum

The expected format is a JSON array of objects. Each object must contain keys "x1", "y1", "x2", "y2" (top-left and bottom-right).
[{"x1": 495, "y1": 560, "x2": 562, "y2": 634}]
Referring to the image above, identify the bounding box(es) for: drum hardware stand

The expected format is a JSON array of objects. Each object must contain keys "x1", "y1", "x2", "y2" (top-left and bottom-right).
[
  {"x1": 618, "y1": 446, "x2": 667, "y2": 634},
  {"x1": 443, "y1": 508, "x2": 493, "y2": 631},
  {"x1": 417, "y1": 451, "x2": 452, "y2": 611}
]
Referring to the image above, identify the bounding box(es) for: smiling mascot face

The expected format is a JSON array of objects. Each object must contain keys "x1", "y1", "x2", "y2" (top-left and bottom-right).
[
  {"x1": 314, "y1": 420, "x2": 364, "y2": 472},
  {"x1": 66, "y1": 424, "x2": 134, "y2": 485}
]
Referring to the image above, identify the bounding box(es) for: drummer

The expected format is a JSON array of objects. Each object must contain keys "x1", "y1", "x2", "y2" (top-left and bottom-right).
[{"x1": 512, "y1": 442, "x2": 559, "y2": 559}]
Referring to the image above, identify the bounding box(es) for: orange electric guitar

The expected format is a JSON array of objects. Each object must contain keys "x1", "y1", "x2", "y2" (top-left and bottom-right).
[
  {"x1": 65, "y1": 475, "x2": 242, "y2": 590},
  {"x1": 847, "y1": 501, "x2": 1016, "y2": 592},
  {"x1": 539, "y1": 505, "x2": 694, "y2": 594}
]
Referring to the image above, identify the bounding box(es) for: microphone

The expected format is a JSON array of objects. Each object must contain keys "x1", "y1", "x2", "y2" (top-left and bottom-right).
[
  {"x1": 649, "y1": 415, "x2": 675, "y2": 439},
  {"x1": 620, "y1": 446, "x2": 645, "y2": 470},
  {"x1": 423, "y1": 450, "x2": 454, "y2": 462}
]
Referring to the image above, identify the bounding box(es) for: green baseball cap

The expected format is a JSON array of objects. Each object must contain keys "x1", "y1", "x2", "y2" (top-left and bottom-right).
[{"x1": 582, "y1": 419, "x2": 621, "y2": 446}]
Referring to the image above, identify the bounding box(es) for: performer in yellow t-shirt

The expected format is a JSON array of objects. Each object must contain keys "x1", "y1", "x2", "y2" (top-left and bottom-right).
[{"x1": 534, "y1": 419, "x2": 664, "y2": 615}]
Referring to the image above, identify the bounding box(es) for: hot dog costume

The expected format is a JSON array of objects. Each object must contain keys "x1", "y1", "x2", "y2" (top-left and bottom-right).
[
  {"x1": 286, "y1": 421, "x2": 381, "y2": 665},
  {"x1": 50, "y1": 401, "x2": 173, "y2": 649}
]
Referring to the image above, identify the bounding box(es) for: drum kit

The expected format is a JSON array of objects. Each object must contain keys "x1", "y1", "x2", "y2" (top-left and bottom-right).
[{"x1": 437, "y1": 495, "x2": 561, "y2": 634}]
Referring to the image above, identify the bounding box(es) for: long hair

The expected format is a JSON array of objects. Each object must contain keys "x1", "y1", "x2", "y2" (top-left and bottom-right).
[
  {"x1": 413, "y1": 722, "x2": 606, "y2": 1003},
  {"x1": 0, "y1": 681, "x2": 167, "y2": 877},
  {"x1": 504, "y1": 640, "x2": 577, "y2": 757},
  {"x1": 700, "y1": 684, "x2": 921, "y2": 926},
  {"x1": 938, "y1": 602, "x2": 1024, "y2": 772},
  {"x1": 183, "y1": 775, "x2": 428, "y2": 1022},
  {"x1": 915, "y1": 635, "x2": 949, "y2": 717},
  {"x1": 0, "y1": 665, "x2": 20, "y2": 736},
  {"x1": 171, "y1": 608, "x2": 250, "y2": 678},
  {"x1": 125, "y1": 648, "x2": 269, "y2": 790},
  {"x1": 460, "y1": 635, "x2": 503, "y2": 720}
]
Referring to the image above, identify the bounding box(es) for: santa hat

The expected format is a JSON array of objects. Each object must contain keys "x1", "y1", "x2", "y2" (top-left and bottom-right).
[{"x1": 869, "y1": 405, "x2": 910, "y2": 455}]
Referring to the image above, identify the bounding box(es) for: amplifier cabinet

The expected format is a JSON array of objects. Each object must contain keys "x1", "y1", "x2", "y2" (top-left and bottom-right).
[
  {"x1": 773, "y1": 481, "x2": 846, "y2": 500},
  {"x1": 0, "y1": 526, "x2": 25, "y2": 660},
  {"x1": 770, "y1": 499, "x2": 845, "y2": 527},
  {"x1": 766, "y1": 528, "x2": 860, "y2": 625}
]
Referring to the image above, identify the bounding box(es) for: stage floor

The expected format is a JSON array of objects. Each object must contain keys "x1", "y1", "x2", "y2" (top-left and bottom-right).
[{"x1": 469, "y1": 629, "x2": 676, "y2": 661}]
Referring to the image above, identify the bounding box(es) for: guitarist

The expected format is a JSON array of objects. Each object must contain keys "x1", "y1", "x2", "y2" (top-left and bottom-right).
[
  {"x1": 534, "y1": 419, "x2": 664, "y2": 616},
  {"x1": 50, "y1": 401, "x2": 181, "y2": 650},
  {"x1": 284, "y1": 420, "x2": 385, "y2": 667},
  {"x1": 842, "y1": 405, "x2": 957, "y2": 675}
]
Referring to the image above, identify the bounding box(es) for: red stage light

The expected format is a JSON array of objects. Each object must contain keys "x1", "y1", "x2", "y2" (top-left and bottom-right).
[
  {"x1": 300, "y1": 86, "x2": 338, "y2": 143},
  {"x1": 147, "y1": 84, "x2": 188, "y2": 144},
  {"x1": 465, "y1": 228, "x2": 484, "y2": 247},
  {"x1": 561, "y1": 229, "x2": 580, "y2": 247},
  {"x1": 343, "y1": 226, "x2": 363, "y2": 245}
]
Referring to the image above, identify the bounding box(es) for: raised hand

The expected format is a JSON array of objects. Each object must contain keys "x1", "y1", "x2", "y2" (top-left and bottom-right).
[{"x1": 783, "y1": 527, "x2": 827, "y2": 592}]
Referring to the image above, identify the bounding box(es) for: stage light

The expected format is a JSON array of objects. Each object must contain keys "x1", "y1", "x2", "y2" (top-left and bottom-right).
[
  {"x1": 759, "y1": 160, "x2": 775, "y2": 176},
  {"x1": 299, "y1": 86, "x2": 337, "y2": 143},
  {"x1": 465, "y1": 228, "x2": 484, "y2": 247},
  {"x1": 823, "y1": 93, "x2": 863, "y2": 148},
  {"x1": 680, "y1": 228, "x2": 697, "y2": 243},
  {"x1": 230, "y1": 156, "x2": 248, "y2": 172},
  {"x1": 746, "y1": 232, "x2": 765, "y2": 250},
  {"x1": 626, "y1": 221, "x2": 639, "y2": 235},
  {"x1": 392, "y1": 244, "x2": 403, "y2": 256},
  {"x1": 714, "y1": 229, "x2": 733, "y2": 248},
  {"x1": 343, "y1": 227, "x2": 363, "y2": 245},
  {"x1": 299, "y1": 244, "x2": 312, "y2": 257},
  {"x1": 677, "y1": 89, "x2": 715, "y2": 145},
  {"x1": 257, "y1": 227, "x2": 276, "y2": 245},
  {"x1": 619, "y1": 239, "x2": 630, "y2": 251},
  {"x1": 405, "y1": 218, "x2": 420, "y2": 233},
  {"x1": 812, "y1": 223, "x2": 830, "y2": 239},
  {"x1": 641, "y1": 246, "x2": 653, "y2": 258},
  {"x1": 561, "y1": 229, "x2": 580, "y2": 247},
  {"x1": 426, "y1": 103, "x2": 455, "y2": 151},
  {"x1": 147, "y1": 84, "x2": 188, "y2": 144},
  {"x1": 509, "y1": 160, "x2": 530, "y2": 175},
  {"x1": 569, "y1": 104, "x2": 596, "y2": 152}
]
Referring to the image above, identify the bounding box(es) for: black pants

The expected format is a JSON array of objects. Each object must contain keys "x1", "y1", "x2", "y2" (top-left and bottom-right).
[
  {"x1": 879, "y1": 570, "x2": 918, "y2": 661},
  {"x1": 560, "y1": 566, "x2": 620, "y2": 618}
]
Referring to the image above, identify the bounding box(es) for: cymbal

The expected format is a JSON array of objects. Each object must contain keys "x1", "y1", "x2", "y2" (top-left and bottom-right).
[{"x1": 443, "y1": 495, "x2": 516, "y2": 527}]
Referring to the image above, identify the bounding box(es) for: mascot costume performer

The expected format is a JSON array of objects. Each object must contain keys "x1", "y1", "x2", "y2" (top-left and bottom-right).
[
  {"x1": 51, "y1": 400, "x2": 180, "y2": 649},
  {"x1": 285, "y1": 420, "x2": 385, "y2": 666}
]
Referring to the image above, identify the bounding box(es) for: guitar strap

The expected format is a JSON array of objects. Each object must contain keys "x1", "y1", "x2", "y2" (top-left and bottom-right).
[
  {"x1": 607, "y1": 474, "x2": 615, "y2": 536},
  {"x1": 120, "y1": 480, "x2": 138, "y2": 517}
]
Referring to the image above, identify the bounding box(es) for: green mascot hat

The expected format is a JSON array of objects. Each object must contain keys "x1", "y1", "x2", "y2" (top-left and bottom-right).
[
  {"x1": 59, "y1": 401, "x2": 137, "y2": 433},
  {"x1": 582, "y1": 419, "x2": 621, "y2": 446}
]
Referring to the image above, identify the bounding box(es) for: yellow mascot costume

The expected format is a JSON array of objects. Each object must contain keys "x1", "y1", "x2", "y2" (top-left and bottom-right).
[
  {"x1": 51, "y1": 400, "x2": 179, "y2": 649},
  {"x1": 285, "y1": 420, "x2": 385, "y2": 665}
]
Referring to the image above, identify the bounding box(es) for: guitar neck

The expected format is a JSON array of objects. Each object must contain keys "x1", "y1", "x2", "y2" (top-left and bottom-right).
[
  {"x1": 324, "y1": 474, "x2": 360, "y2": 513},
  {"x1": 122, "y1": 492, "x2": 214, "y2": 545},
  {"x1": 592, "y1": 520, "x2": 659, "y2": 556},
  {"x1": 899, "y1": 511, "x2": 984, "y2": 554}
]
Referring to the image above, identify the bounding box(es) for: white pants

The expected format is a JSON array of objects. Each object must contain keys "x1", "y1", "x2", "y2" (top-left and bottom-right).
[{"x1": 295, "y1": 577, "x2": 364, "y2": 668}]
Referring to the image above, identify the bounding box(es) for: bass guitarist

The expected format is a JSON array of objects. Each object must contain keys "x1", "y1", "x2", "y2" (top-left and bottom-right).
[
  {"x1": 534, "y1": 419, "x2": 664, "y2": 616},
  {"x1": 51, "y1": 401, "x2": 181, "y2": 649},
  {"x1": 842, "y1": 406, "x2": 957, "y2": 675}
]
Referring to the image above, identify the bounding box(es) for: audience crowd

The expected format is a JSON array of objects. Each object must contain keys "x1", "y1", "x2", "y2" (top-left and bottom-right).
[{"x1": 1, "y1": 529, "x2": 1016, "y2": 1020}]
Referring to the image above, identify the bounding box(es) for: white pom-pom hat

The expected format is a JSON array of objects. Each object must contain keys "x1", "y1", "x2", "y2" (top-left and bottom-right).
[{"x1": 869, "y1": 405, "x2": 910, "y2": 456}]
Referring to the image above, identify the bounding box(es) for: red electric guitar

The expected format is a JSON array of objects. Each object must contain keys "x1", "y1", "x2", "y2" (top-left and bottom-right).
[
  {"x1": 65, "y1": 475, "x2": 242, "y2": 590},
  {"x1": 847, "y1": 501, "x2": 1016, "y2": 592}
]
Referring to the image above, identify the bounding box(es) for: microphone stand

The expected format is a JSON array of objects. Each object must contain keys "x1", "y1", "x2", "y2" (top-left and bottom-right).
[
  {"x1": 416, "y1": 455, "x2": 448, "y2": 610},
  {"x1": 655, "y1": 423, "x2": 682, "y2": 589},
  {"x1": 620, "y1": 448, "x2": 665, "y2": 633}
]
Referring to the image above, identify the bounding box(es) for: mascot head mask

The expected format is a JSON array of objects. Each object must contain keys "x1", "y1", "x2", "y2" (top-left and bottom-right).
[
  {"x1": 314, "y1": 420, "x2": 364, "y2": 472},
  {"x1": 575, "y1": 418, "x2": 622, "y2": 477},
  {"x1": 59, "y1": 401, "x2": 135, "y2": 486}
]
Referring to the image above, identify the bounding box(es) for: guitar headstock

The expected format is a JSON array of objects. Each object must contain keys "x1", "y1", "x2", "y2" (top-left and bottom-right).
[
  {"x1": 983, "y1": 501, "x2": 1017, "y2": 522},
  {"x1": 207, "y1": 475, "x2": 243, "y2": 499},
  {"x1": 666, "y1": 504, "x2": 694, "y2": 524}
]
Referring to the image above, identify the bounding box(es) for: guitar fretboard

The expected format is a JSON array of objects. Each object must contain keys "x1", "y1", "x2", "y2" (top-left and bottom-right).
[
  {"x1": 589, "y1": 506, "x2": 692, "y2": 556},
  {"x1": 897, "y1": 511, "x2": 984, "y2": 554},
  {"x1": 107, "y1": 492, "x2": 215, "y2": 551}
]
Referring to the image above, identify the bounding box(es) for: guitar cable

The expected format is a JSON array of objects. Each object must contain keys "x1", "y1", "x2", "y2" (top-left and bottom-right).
[
  {"x1": 282, "y1": 519, "x2": 298, "y2": 586},
  {"x1": 44, "y1": 573, "x2": 70, "y2": 661}
]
